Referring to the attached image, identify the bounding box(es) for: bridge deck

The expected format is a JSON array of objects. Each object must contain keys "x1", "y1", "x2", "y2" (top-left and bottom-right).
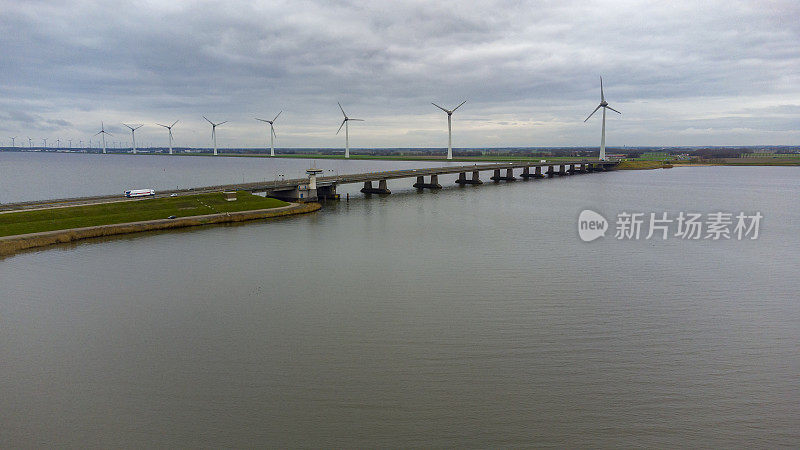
[
  {"x1": 247, "y1": 159, "x2": 613, "y2": 191},
  {"x1": 1, "y1": 160, "x2": 615, "y2": 211}
]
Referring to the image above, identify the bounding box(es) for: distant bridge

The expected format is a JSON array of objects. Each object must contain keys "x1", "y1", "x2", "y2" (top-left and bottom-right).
[{"x1": 237, "y1": 159, "x2": 618, "y2": 201}]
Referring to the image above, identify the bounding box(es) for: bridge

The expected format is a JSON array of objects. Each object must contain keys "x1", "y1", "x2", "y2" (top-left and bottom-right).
[
  {"x1": 1, "y1": 159, "x2": 617, "y2": 211},
  {"x1": 245, "y1": 159, "x2": 618, "y2": 201}
]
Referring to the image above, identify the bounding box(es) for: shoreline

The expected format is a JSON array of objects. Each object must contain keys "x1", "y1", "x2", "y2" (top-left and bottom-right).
[{"x1": 0, "y1": 202, "x2": 320, "y2": 257}]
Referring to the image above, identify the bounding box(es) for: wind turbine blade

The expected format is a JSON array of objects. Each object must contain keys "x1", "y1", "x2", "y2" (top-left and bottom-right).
[
  {"x1": 255, "y1": 118, "x2": 269, "y2": 123},
  {"x1": 452, "y1": 100, "x2": 467, "y2": 112},
  {"x1": 349, "y1": 118, "x2": 364, "y2": 121},
  {"x1": 172, "y1": 120, "x2": 179, "y2": 127},
  {"x1": 432, "y1": 102, "x2": 448, "y2": 113},
  {"x1": 606, "y1": 106, "x2": 622, "y2": 115},
  {"x1": 94, "y1": 131, "x2": 102, "y2": 136},
  {"x1": 336, "y1": 119, "x2": 346, "y2": 135},
  {"x1": 337, "y1": 102, "x2": 347, "y2": 117},
  {"x1": 218, "y1": 121, "x2": 228, "y2": 126},
  {"x1": 133, "y1": 125, "x2": 143, "y2": 130},
  {"x1": 600, "y1": 76, "x2": 605, "y2": 102},
  {"x1": 272, "y1": 127, "x2": 277, "y2": 139},
  {"x1": 203, "y1": 116, "x2": 213, "y2": 125},
  {"x1": 156, "y1": 123, "x2": 168, "y2": 128},
  {"x1": 273, "y1": 111, "x2": 282, "y2": 122},
  {"x1": 584, "y1": 105, "x2": 601, "y2": 122}
]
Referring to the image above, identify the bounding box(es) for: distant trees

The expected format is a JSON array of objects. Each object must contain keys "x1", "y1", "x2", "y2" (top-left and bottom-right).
[{"x1": 693, "y1": 148, "x2": 742, "y2": 159}]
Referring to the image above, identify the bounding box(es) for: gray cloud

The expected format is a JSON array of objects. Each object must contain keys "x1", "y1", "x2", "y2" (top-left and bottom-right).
[{"x1": 0, "y1": 0, "x2": 798, "y2": 147}]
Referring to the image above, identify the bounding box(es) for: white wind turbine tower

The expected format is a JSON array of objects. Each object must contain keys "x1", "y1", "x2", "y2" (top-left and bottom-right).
[
  {"x1": 336, "y1": 102, "x2": 363, "y2": 159},
  {"x1": 432, "y1": 100, "x2": 467, "y2": 160},
  {"x1": 42, "y1": 138, "x2": 47, "y2": 148},
  {"x1": 68, "y1": 139, "x2": 72, "y2": 148},
  {"x1": 10, "y1": 136, "x2": 16, "y2": 147},
  {"x1": 27, "y1": 137, "x2": 32, "y2": 148},
  {"x1": 203, "y1": 116, "x2": 227, "y2": 156},
  {"x1": 94, "y1": 122, "x2": 112, "y2": 154},
  {"x1": 123, "y1": 123, "x2": 143, "y2": 154},
  {"x1": 56, "y1": 138, "x2": 61, "y2": 148},
  {"x1": 584, "y1": 76, "x2": 621, "y2": 161},
  {"x1": 255, "y1": 111, "x2": 282, "y2": 157},
  {"x1": 156, "y1": 120, "x2": 179, "y2": 154}
]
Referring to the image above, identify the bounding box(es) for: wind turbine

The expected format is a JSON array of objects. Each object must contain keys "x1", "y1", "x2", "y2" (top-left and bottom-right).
[
  {"x1": 255, "y1": 111, "x2": 281, "y2": 157},
  {"x1": 203, "y1": 116, "x2": 227, "y2": 156},
  {"x1": 432, "y1": 100, "x2": 467, "y2": 160},
  {"x1": 68, "y1": 139, "x2": 72, "y2": 148},
  {"x1": 79, "y1": 139, "x2": 83, "y2": 148},
  {"x1": 27, "y1": 137, "x2": 32, "y2": 148},
  {"x1": 336, "y1": 102, "x2": 363, "y2": 159},
  {"x1": 123, "y1": 123, "x2": 143, "y2": 154},
  {"x1": 156, "y1": 120, "x2": 179, "y2": 154},
  {"x1": 42, "y1": 138, "x2": 47, "y2": 148},
  {"x1": 10, "y1": 136, "x2": 16, "y2": 147},
  {"x1": 94, "y1": 122, "x2": 112, "y2": 154},
  {"x1": 584, "y1": 76, "x2": 621, "y2": 161},
  {"x1": 56, "y1": 138, "x2": 61, "y2": 148}
]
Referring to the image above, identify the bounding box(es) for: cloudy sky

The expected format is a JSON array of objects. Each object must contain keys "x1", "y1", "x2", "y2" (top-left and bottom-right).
[{"x1": 1, "y1": 0, "x2": 798, "y2": 149}]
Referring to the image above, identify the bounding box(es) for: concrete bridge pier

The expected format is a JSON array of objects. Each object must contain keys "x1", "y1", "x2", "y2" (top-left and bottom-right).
[
  {"x1": 456, "y1": 171, "x2": 482, "y2": 185},
  {"x1": 567, "y1": 164, "x2": 576, "y2": 174},
  {"x1": 413, "y1": 174, "x2": 442, "y2": 189},
  {"x1": 471, "y1": 170, "x2": 482, "y2": 184},
  {"x1": 547, "y1": 166, "x2": 555, "y2": 177},
  {"x1": 557, "y1": 164, "x2": 567, "y2": 176},
  {"x1": 491, "y1": 168, "x2": 516, "y2": 182},
  {"x1": 361, "y1": 179, "x2": 391, "y2": 195},
  {"x1": 521, "y1": 166, "x2": 544, "y2": 179}
]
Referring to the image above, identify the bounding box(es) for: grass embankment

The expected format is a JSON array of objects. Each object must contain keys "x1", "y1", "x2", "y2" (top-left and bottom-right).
[
  {"x1": 0, "y1": 191, "x2": 288, "y2": 237},
  {"x1": 668, "y1": 158, "x2": 800, "y2": 166},
  {"x1": 616, "y1": 160, "x2": 673, "y2": 170}
]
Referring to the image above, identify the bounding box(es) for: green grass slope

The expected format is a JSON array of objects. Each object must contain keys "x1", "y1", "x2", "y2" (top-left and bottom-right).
[{"x1": 0, "y1": 191, "x2": 288, "y2": 237}]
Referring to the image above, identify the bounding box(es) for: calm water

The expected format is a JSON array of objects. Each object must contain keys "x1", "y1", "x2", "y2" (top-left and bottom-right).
[{"x1": 1, "y1": 154, "x2": 798, "y2": 447}]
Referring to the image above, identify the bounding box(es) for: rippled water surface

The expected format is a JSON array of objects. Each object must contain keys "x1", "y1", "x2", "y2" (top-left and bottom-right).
[{"x1": 1, "y1": 154, "x2": 798, "y2": 447}]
